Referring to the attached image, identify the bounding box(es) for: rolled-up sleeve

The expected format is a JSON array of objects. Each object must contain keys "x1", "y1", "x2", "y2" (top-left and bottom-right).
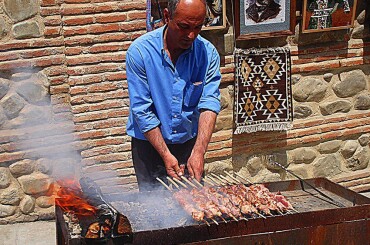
[
  {"x1": 126, "y1": 46, "x2": 160, "y2": 133},
  {"x1": 198, "y1": 48, "x2": 221, "y2": 114}
]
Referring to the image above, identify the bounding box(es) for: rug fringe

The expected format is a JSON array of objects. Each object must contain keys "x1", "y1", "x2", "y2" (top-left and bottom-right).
[{"x1": 234, "y1": 122, "x2": 293, "y2": 134}]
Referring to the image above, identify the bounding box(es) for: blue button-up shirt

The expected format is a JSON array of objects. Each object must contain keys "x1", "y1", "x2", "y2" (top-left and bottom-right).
[{"x1": 126, "y1": 26, "x2": 221, "y2": 144}]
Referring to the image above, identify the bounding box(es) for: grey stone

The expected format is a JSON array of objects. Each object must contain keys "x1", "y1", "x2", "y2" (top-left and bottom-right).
[
  {"x1": 319, "y1": 99, "x2": 352, "y2": 115},
  {"x1": 358, "y1": 134, "x2": 370, "y2": 147},
  {"x1": 317, "y1": 140, "x2": 342, "y2": 154},
  {"x1": 0, "y1": 187, "x2": 21, "y2": 205},
  {"x1": 214, "y1": 113, "x2": 233, "y2": 131},
  {"x1": 220, "y1": 87, "x2": 231, "y2": 110},
  {"x1": 334, "y1": 70, "x2": 367, "y2": 98},
  {"x1": 11, "y1": 72, "x2": 33, "y2": 82},
  {"x1": 0, "y1": 167, "x2": 12, "y2": 189},
  {"x1": 34, "y1": 158, "x2": 53, "y2": 174},
  {"x1": 35, "y1": 196, "x2": 54, "y2": 208},
  {"x1": 1, "y1": 94, "x2": 26, "y2": 119},
  {"x1": 340, "y1": 140, "x2": 360, "y2": 159},
  {"x1": 291, "y1": 75, "x2": 301, "y2": 85},
  {"x1": 351, "y1": 25, "x2": 370, "y2": 39},
  {"x1": 3, "y1": 0, "x2": 39, "y2": 23},
  {"x1": 313, "y1": 154, "x2": 343, "y2": 177},
  {"x1": 246, "y1": 156, "x2": 263, "y2": 176},
  {"x1": 18, "y1": 173, "x2": 51, "y2": 195},
  {"x1": 346, "y1": 147, "x2": 369, "y2": 171},
  {"x1": 0, "y1": 78, "x2": 11, "y2": 99},
  {"x1": 286, "y1": 164, "x2": 313, "y2": 179},
  {"x1": 0, "y1": 107, "x2": 7, "y2": 127},
  {"x1": 0, "y1": 204, "x2": 16, "y2": 218},
  {"x1": 252, "y1": 169, "x2": 281, "y2": 183},
  {"x1": 293, "y1": 105, "x2": 312, "y2": 119},
  {"x1": 265, "y1": 153, "x2": 288, "y2": 171},
  {"x1": 37, "y1": 206, "x2": 55, "y2": 220},
  {"x1": 0, "y1": 16, "x2": 9, "y2": 38},
  {"x1": 288, "y1": 148, "x2": 318, "y2": 164},
  {"x1": 354, "y1": 93, "x2": 370, "y2": 110},
  {"x1": 18, "y1": 106, "x2": 51, "y2": 126},
  {"x1": 13, "y1": 20, "x2": 42, "y2": 39},
  {"x1": 16, "y1": 81, "x2": 50, "y2": 105},
  {"x1": 323, "y1": 73, "x2": 333, "y2": 82},
  {"x1": 34, "y1": 72, "x2": 50, "y2": 91},
  {"x1": 9, "y1": 159, "x2": 34, "y2": 177},
  {"x1": 357, "y1": 10, "x2": 366, "y2": 24},
  {"x1": 19, "y1": 195, "x2": 35, "y2": 214},
  {"x1": 293, "y1": 77, "x2": 327, "y2": 102},
  {"x1": 205, "y1": 159, "x2": 233, "y2": 175}
]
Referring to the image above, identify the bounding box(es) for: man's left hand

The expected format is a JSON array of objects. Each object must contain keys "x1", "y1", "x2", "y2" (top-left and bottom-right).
[{"x1": 187, "y1": 151, "x2": 204, "y2": 181}]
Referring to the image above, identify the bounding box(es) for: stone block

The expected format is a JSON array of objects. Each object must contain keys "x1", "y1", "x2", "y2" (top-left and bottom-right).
[
  {"x1": 358, "y1": 134, "x2": 370, "y2": 147},
  {"x1": 0, "y1": 78, "x2": 11, "y2": 100},
  {"x1": 1, "y1": 94, "x2": 26, "y2": 119},
  {"x1": 340, "y1": 140, "x2": 360, "y2": 159},
  {"x1": 354, "y1": 93, "x2": 370, "y2": 110},
  {"x1": 12, "y1": 20, "x2": 42, "y2": 39},
  {"x1": 16, "y1": 81, "x2": 50, "y2": 105},
  {"x1": 319, "y1": 99, "x2": 352, "y2": 115},
  {"x1": 0, "y1": 168, "x2": 12, "y2": 189},
  {"x1": 19, "y1": 195, "x2": 35, "y2": 214},
  {"x1": 9, "y1": 159, "x2": 34, "y2": 177},
  {"x1": 0, "y1": 187, "x2": 21, "y2": 205},
  {"x1": 4, "y1": 0, "x2": 39, "y2": 23},
  {"x1": 18, "y1": 173, "x2": 51, "y2": 195},
  {"x1": 317, "y1": 140, "x2": 342, "y2": 154},
  {"x1": 293, "y1": 105, "x2": 312, "y2": 119},
  {"x1": 0, "y1": 204, "x2": 16, "y2": 218},
  {"x1": 293, "y1": 77, "x2": 327, "y2": 102},
  {"x1": 312, "y1": 154, "x2": 343, "y2": 178},
  {"x1": 288, "y1": 147, "x2": 318, "y2": 164},
  {"x1": 334, "y1": 70, "x2": 367, "y2": 98}
]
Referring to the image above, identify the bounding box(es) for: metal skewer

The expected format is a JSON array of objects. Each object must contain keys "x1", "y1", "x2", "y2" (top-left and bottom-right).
[
  {"x1": 207, "y1": 176, "x2": 223, "y2": 185},
  {"x1": 224, "y1": 171, "x2": 242, "y2": 184},
  {"x1": 192, "y1": 178, "x2": 204, "y2": 188},
  {"x1": 181, "y1": 176, "x2": 198, "y2": 189},
  {"x1": 202, "y1": 220, "x2": 210, "y2": 226},
  {"x1": 202, "y1": 177, "x2": 215, "y2": 186},
  {"x1": 210, "y1": 218, "x2": 219, "y2": 225},
  {"x1": 271, "y1": 161, "x2": 346, "y2": 208},
  {"x1": 211, "y1": 173, "x2": 228, "y2": 185},
  {"x1": 167, "y1": 177, "x2": 180, "y2": 189},
  {"x1": 156, "y1": 177, "x2": 172, "y2": 191},
  {"x1": 220, "y1": 174, "x2": 237, "y2": 185},
  {"x1": 229, "y1": 214, "x2": 239, "y2": 221},
  {"x1": 172, "y1": 177, "x2": 188, "y2": 188},
  {"x1": 234, "y1": 172, "x2": 253, "y2": 184}
]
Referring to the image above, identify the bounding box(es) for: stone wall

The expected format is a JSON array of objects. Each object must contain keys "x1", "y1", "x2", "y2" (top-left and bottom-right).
[{"x1": 0, "y1": 0, "x2": 369, "y2": 223}]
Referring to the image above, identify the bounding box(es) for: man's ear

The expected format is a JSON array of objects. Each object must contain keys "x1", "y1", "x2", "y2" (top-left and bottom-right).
[{"x1": 163, "y1": 8, "x2": 170, "y2": 24}]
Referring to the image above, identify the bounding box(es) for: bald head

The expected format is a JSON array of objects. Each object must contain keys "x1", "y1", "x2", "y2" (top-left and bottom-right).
[{"x1": 167, "y1": 0, "x2": 206, "y2": 19}]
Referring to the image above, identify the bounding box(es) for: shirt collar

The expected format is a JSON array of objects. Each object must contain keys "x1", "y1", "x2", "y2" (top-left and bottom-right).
[{"x1": 160, "y1": 25, "x2": 195, "y2": 56}]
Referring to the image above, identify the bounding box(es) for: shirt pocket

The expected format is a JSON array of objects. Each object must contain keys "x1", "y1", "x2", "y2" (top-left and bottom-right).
[{"x1": 184, "y1": 81, "x2": 204, "y2": 108}]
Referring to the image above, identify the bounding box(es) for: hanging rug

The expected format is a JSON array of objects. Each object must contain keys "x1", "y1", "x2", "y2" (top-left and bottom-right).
[{"x1": 234, "y1": 47, "x2": 293, "y2": 134}]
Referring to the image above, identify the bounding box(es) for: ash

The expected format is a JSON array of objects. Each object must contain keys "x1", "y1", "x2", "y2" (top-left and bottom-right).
[
  {"x1": 110, "y1": 191, "x2": 196, "y2": 231},
  {"x1": 63, "y1": 212, "x2": 82, "y2": 239}
]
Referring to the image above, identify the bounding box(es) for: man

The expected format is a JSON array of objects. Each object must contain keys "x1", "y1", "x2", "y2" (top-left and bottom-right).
[
  {"x1": 126, "y1": 0, "x2": 221, "y2": 191},
  {"x1": 245, "y1": 0, "x2": 281, "y2": 23}
]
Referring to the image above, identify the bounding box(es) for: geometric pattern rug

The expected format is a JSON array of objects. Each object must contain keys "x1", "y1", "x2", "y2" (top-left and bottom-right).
[{"x1": 234, "y1": 47, "x2": 293, "y2": 134}]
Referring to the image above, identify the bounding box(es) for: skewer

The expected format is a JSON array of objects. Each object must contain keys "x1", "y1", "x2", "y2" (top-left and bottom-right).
[
  {"x1": 172, "y1": 177, "x2": 188, "y2": 188},
  {"x1": 156, "y1": 177, "x2": 172, "y2": 191},
  {"x1": 224, "y1": 171, "x2": 242, "y2": 184},
  {"x1": 202, "y1": 220, "x2": 210, "y2": 226},
  {"x1": 219, "y1": 216, "x2": 227, "y2": 223},
  {"x1": 202, "y1": 177, "x2": 215, "y2": 186},
  {"x1": 192, "y1": 178, "x2": 204, "y2": 188},
  {"x1": 210, "y1": 218, "x2": 219, "y2": 225},
  {"x1": 229, "y1": 214, "x2": 239, "y2": 222},
  {"x1": 211, "y1": 173, "x2": 228, "y2": 185},
  {"x1": 220, "y1": 174, "x2": 237, "y2": 185},
  {"x1": 256, "y1": 212, "x2": 267, "y2": 219},
  {"x1": 181, "y1": 176, "x2": 198, "y2": 189},
  {"x1": 234, "y1": 172, "x2": 253, "y2": 184},
  {"x1": 166, "y1": 177, "x2": 180, "y2": 189},
  {"x1": 207, "y1": 176, "x2": 223, "y2": 186}
]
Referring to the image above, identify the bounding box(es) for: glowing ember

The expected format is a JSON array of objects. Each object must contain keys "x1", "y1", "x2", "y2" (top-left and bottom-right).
[{"x1": 55, "y1": 179, "x2": 97, "y2": 216}]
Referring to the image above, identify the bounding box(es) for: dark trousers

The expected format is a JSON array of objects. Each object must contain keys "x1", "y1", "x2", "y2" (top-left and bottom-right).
[{"x1": 131, "y1": 137, "x2": 196, "y2": 191}]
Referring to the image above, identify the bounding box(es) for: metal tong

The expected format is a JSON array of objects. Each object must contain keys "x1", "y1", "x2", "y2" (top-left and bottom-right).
[{"x1": 271, "y1": 161, "x2": 346, "y2": 208}]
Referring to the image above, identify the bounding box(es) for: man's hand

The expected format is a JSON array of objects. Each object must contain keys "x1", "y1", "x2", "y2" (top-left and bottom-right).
[
  {"x1": 144, "y1": 127, "x2": 184, "y2": 179},
  {"x1": 187, "y1": 151, "x2": 204, "y2": 181},
  {"x1": 163, "y1": 153, "x2": 184, "y2": 180}
]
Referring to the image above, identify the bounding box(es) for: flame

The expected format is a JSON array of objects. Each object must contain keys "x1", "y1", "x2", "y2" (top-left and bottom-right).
[{"x1": 54, "y1": 179, "x2": 97, "y2": 216}]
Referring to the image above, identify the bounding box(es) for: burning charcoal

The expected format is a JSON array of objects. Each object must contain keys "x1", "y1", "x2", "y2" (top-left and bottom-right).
[{"x1": 85, "y1": 222, "x2": 100, "y2": 239}]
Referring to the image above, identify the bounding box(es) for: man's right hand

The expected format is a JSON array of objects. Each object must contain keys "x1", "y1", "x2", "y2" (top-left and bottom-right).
[{"x1": 163, "y1": 153, "x2": 184, "y2": 180}]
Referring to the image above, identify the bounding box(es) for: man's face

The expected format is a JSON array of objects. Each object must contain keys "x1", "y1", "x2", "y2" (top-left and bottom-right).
[{"x1": 166, "y1": 0, "x2": 206, "y2": 50}]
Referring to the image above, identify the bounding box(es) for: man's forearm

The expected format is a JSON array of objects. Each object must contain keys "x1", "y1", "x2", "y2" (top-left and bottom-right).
[
  {"x1": 193, "y1": 110, "x2": 217, "y2": 155},
  {"x1": 143, "y1": 127, "x2": 170, "y2": 159}
]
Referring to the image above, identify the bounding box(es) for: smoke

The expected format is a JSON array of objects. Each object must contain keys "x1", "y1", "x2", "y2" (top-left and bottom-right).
[
  {"x1": 0, "y1": 68, "x2": 195, "y2": 230},
  {"x1": 0, "y1": 68, "x2": 81, "y2": 181}
]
